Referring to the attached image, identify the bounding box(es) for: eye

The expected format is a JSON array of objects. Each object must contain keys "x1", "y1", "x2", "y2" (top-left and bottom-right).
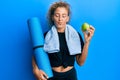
[
  {"x1": 62, "y1": 14, "x2": 67, "y2": 18},
  {"x1": 55, "y1": 14, "x2": 59, "y2": 17},
  {"x1": 63, "y1": 16, "x2": 66, "y2": 18}
]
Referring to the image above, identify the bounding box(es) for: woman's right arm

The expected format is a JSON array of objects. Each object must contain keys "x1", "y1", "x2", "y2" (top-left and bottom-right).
[{"x1": 32, "y1": 56, "x2": 48, "y2": 80}]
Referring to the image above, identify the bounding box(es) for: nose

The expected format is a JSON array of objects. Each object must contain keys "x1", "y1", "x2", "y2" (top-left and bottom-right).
[{"x1": 58, "y1": 16, "x2": 63, "y2": 21}]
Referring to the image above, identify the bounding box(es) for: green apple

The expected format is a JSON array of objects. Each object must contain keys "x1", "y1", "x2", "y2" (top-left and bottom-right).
[{"x1": 81, "y1": 23, "x2": 90, "y2": 32}]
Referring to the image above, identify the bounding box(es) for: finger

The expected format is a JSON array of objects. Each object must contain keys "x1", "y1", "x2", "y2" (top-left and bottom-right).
[
  {"x1": 42, "y1": 72, "x2": 48, "y2": 79},
  {"x1": 89, "y1": 25, "x2": 95, "y2": 31},
  {"x1": 89, "y1": 30, "x2": 94, "y2": 36},
  {"x1": 86, "y1": 30, "x2": 93, "y2": 38},
  {"x1": 40, "y1": 74, "x2": 47, "y2": 80},
  {"x1": 88, "y1": 27, "x2": 94, "y2": 35},
  {"x1": 89, "y1": 29, "x2": 94, "y2": 34},
  {"x1": 38, "y1": 70, "x2": 48, "y2": 79}
]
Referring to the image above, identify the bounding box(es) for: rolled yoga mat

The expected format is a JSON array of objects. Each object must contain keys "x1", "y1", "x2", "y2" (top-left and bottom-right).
[{"x1": 27, "y1": 17, "x2": 53, "y2": 78}]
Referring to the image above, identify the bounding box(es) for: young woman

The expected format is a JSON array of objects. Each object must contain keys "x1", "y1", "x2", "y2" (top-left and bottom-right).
[{"x1": 32, "y1": 1, "x2": 95, "y2": 80}]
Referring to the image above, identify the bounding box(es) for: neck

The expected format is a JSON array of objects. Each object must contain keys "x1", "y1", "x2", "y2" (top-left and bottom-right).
[{"x1": 57, "y1": 27, "x2": 65, "y2": 33}]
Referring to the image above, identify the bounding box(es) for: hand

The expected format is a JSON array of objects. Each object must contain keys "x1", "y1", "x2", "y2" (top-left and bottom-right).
[
  {"x1": 33, "y1": 67, "x2": 48, "y2": 80},
  {"x1": 83, "y1": 25, "x2": 95, "y2": 43}
]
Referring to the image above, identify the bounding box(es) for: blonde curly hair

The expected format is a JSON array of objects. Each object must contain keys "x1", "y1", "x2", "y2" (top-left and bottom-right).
[{"x1": 47, "y1": 1, "x2": 71, "y2": 27}]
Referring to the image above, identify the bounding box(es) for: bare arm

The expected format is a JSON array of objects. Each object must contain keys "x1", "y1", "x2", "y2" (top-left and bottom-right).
[
  {"x1": 32, "y1": 56, "x2": 38, "y2": 71},
  {"x1": 76, "y1": 26, "x2": 95, "y2": 66}
]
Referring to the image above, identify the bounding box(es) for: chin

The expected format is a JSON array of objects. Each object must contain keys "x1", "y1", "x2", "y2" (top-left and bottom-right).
[{"x1": 56, "y1": 24, "x2": 66, "y2": 29}]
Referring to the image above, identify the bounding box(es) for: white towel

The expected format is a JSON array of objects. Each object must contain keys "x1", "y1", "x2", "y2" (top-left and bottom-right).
[{"x1": 43, "y1": 24, "x2": 81, "y2": 55}]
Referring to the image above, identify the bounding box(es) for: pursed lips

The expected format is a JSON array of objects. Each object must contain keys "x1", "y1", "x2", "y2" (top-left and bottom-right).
[{"x1": 57, "y1": 22, "x2": 63, "y2": 25}]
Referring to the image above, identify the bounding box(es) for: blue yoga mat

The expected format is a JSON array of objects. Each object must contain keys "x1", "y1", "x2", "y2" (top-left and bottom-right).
[{"x1": 27, "y1": 17, "x2": 53, "y2": 78}]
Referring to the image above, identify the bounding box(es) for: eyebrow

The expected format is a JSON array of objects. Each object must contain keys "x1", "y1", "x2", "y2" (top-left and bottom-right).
[
  {"x1": 62, "y1": 14, "x2": 67, "y2": 16},
  {"x1": 54, "y1": 13, "x2": 68, "y2": 16}
]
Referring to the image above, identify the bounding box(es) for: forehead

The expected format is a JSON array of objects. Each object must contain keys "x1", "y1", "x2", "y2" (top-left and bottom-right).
[{"x1": 54, "y1": 7, "x2": 68, "y2": 14}]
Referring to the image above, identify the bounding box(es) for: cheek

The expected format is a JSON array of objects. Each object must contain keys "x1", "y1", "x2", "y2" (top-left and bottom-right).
[
  {"x1": 63, "y1": 18, "x2": 69, "y2": 23},
  {"x1": 66, "y1": 17, "x2": 69, "y2": 22},
  {"x1": 53, "y1": 17, "x2": 58, "y2": 22},
  {"x1": 64, "y1": 16, "x2": 69, "y2": 22}
]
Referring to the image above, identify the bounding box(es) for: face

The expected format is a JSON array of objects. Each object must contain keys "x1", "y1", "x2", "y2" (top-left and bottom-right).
[{"x1": 52, "y1": 7, "x2": 69, "y2": 29}]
